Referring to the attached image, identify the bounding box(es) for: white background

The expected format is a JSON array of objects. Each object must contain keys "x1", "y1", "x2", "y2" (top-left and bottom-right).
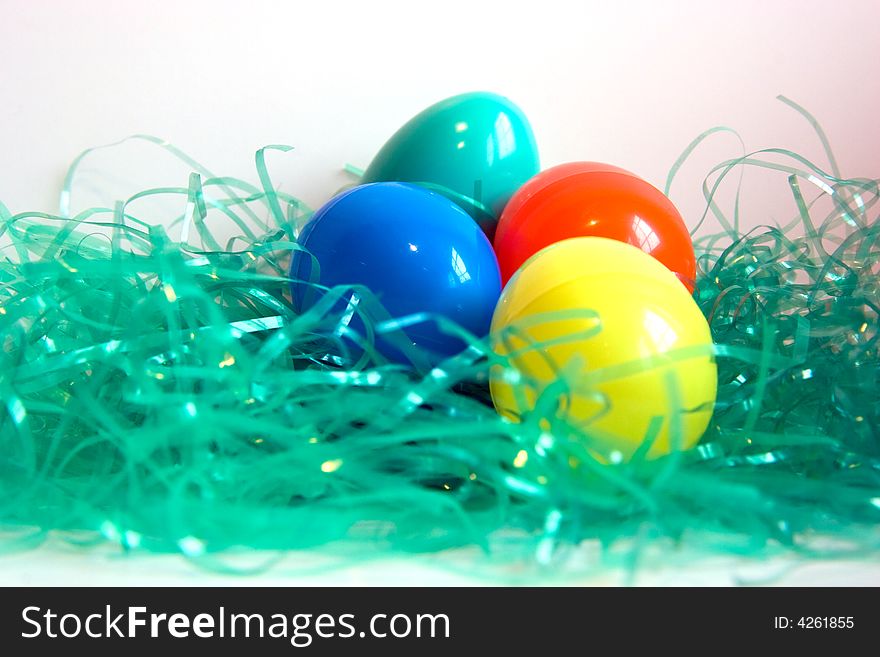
[
  {"x1": 1, "y1": 0, "x2": 878, "y2": 584},
  {"x1": 1, "y1": 0, "x2": 878, "y2": 224}
]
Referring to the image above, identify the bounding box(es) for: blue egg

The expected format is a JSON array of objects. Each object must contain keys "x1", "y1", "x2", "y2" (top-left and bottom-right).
[{"x1": 290, "y1": 182, "x2": 501, "y2": 363}]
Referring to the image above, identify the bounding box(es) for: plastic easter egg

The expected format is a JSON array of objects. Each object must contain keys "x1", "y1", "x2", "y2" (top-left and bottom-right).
[
  {"x1": 291, "y1": 182, "x2": 501, "y2": 364},
  {"x1": 493, "y1": 162, "x2": 696, "y2": 290},
  {"x1": 361, "y1": 92, "x2": 540, "y2": 238},
  {"x1": 490, "y1": 237, "x2": 716, "y2": 461}
]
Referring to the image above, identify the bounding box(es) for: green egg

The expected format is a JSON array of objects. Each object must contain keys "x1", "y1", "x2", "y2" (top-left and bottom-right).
[{"x1": 361, "y1": 91, "x2": 540, "y2": 238}]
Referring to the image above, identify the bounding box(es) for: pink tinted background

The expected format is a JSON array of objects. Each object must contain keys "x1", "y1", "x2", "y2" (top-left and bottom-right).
[{"x1": 0, "y1": 0, "x2": 877, "y2": 238}]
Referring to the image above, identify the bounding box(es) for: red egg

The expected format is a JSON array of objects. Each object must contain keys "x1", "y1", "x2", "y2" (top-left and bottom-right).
[{"x1": 493, "y1": 162, "x2": 696, "y2": 291}]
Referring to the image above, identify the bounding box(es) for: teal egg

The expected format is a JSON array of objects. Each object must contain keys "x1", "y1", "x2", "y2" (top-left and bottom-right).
[{"x1": 361, "y1": 92, "x2": 540, "y2": 238}]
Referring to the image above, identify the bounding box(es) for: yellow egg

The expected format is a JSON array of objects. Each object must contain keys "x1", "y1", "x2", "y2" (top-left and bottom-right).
[{"x1": 490, "y1": 237, "x2": 717, "y2": 461}]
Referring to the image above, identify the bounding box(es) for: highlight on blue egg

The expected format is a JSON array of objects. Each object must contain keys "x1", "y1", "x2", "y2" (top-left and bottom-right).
[{"x1": 290, "y1": 182, "x2": 502, "y2": 365}]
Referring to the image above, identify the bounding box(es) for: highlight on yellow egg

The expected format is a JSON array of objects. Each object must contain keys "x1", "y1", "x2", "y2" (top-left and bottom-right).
[
  {"x1": 492, "y1": 237, "x2": 688, "y2": 325},
  {"x1": 490, "y1": 237, "x2": 717, "y2": 462}
]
